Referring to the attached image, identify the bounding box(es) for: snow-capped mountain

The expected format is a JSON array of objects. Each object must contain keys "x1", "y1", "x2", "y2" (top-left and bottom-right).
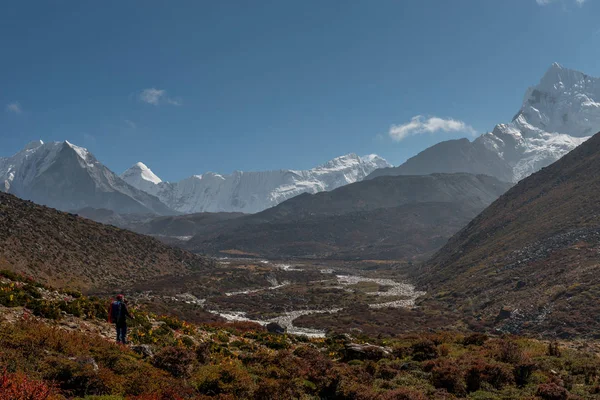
[
  {"x1": 0, "y1": 140, "x2": 171, "y2": 214},
  {"x1": 121, "y1": 154, "x2": 391, "y2": 214},
  {"x1": 370, "y1": 63, "x2": 600, "y2": 183}
]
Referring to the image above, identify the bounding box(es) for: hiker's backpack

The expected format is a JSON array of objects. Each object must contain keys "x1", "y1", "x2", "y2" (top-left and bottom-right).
[{"x1": 108, "y1": 300, "x2": 123, "y2": 323}]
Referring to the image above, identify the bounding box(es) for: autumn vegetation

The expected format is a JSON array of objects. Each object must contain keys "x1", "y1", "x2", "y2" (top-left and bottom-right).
[{"x1": 1, "y1": 271, "x2": 600, "y2": 399}]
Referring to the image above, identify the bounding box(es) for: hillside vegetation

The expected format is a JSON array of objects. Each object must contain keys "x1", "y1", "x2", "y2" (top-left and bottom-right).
[
  {"x1": 2, "y1": 271, "x2": 600, "y2": 399},
  {"x1": 0, "y1": 192, "x2": 215, "y2": 292},
  {"x1": 418, "y1": 131, "x2": 600, "y2": 338}
]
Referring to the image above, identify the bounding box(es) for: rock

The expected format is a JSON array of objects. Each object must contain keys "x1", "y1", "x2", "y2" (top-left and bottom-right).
[
  {"x1": 131, "y1": 344, "x2": 155, "y2": 359},
  {"x1": 496, "y1": 307, "x2": 512, "y2": 322},
  {"x1": 69, "y1": 356, "x2": 99, "y2": 372},
  {"x1": 266, "y1": 322, "x2": 286, "y2": 335},
  {"x1": 342, "y1": 343, "x2": 392, "y2": 361}
]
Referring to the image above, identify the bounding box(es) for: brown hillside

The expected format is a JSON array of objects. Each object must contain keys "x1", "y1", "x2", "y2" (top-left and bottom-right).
[
  {"x1": 417, "y1": 131, "x2": 600, "y2": 338},
  {"x1": 0, "y1": 192, "x2": 215, "y2": 291}
]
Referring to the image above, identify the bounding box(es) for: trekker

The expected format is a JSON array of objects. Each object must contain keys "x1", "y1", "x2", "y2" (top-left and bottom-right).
[{"x1": 108, "y1": 294, "x2": 133, "y2": 344}]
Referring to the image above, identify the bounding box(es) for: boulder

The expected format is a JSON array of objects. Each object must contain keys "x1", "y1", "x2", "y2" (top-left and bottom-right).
[
  {"x1": 131, "y1": 344, "x2": 155, "y2": 359},
  {"x1": 342, "y1": 343, "x2": 392, "y2": 361},
  {"x1": 266, "y1": 322, "x2": 286, "y2": 334}
]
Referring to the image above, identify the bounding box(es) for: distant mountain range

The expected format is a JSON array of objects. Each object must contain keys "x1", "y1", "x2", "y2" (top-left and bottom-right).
[
  {"x1": 2, "y1": 63, "x2": 598, "y2": 219},
  {"x1": 120, "y1": 154, "x2": 391, "y2": 214},
  {"x1": 0, "y1": 140, "x2": 389, "y2": 215},
  {"x1": 370, "y1": 63, "x2": 599, "y2": 183},
  {"x1": 417, "y1": 130, "x2": 600, "y2": 338},
  {"x1": 183, "y1": 173, "x2": 512, "y2": 260},
  {"x1": 0, "y1": 140, "x2": 171, "y2": 215}
]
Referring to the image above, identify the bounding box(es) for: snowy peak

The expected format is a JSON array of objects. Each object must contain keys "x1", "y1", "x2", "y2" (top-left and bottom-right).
[
  {"x1": 0, "y1": 140, "x2": 172, "y2": 215},
  {"x1": 122, "y1": 162, "x2": 163, "y2": 185},
  {"x1": 479, "y1": 63, "x2": 600, "y2": 181},
  {"x1": 516, "y1": 63, "x2": 600, "y2": 138},
  {"x1": 360, "y1": 154, "x2": 391, "y2": 169},
  {"x1": 122, "y1": 153, "x2": 391, "y2": 214},
  {"x1": 376, "y1": 64, "x2": 600, "y2": 184}
]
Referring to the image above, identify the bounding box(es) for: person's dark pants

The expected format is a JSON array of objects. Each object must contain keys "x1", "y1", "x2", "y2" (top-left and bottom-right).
[{"x1": 116, "y1": 323, "x2": 128, "y2": 344}]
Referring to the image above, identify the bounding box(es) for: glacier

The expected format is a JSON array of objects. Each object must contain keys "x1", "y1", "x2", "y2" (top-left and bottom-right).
[
  {"x1": 121, "y1": 154, "x2": 391, "y2": 214},
  {"x1": 477, "y1": 62, "x2": 600, "y2": 181}
]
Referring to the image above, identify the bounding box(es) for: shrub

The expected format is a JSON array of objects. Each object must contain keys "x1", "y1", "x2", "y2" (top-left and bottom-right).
[
  {"x1": 465, "y1": 359, "x2": 514, "y2": 392},
  {"x1": 152, "y1": 346, "x2": 196, "y2": 378},
  {"x1": 547, "y1": 342, "x2": 561, "y2": 357},
  {"x1": 0, "y1": 371, "x2": 56, "y2": 400},
  {"x1": 27, "y1": 299, "x2": 62, "y2": 320},
  {"x1": 379, "y1": 388, "x2": 427, "y2": 400},
  {"x1": 426, "y1": 359, "x2": 466, "y2": 396},
  {"x1": 195, "y1": 342, "x2": 211, "y2": 365},
  {"x1": 514, "y1": 360, "x2": 536, "y2": 387},
  {"x1": 463, "y1": 333, "x2": 489, "y2": 347},
  {"x1": 411, "y1": 339, "x2": 439, "y2": 361},
  {"x1": 536, "y1": 383, "x2": 569, "y2": 400},
  {"x1": 193, "y1": 360, "x2": 256, "y2": 397},
  {"x1": 494, "y1": 338, "x2": 523, "y2": 364}
]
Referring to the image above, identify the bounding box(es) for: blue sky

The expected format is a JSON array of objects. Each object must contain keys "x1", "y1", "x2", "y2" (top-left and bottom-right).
[{"x1": 1, "y1": 0, "x2": 599, "y2": 181}]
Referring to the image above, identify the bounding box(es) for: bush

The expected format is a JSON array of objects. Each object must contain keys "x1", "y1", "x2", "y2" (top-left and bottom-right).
[
  {"x1": 27, "y1": 299, "x2": 62, "y2": 320},
  {"x1": 0, "y1": 371, "x2": 56, "y2": 400},
  {"x1": 463, "y1": 333, "x2": 489, "y2": 347},
  {"x1": 379, "y1": 388, "x2": 427, "y2": 400},
  {"x1": 494, "y1": 339, "x2": 523, "y2": 364},
  {"x1": 193, "y1": 361, "x2": 256, "y2": 397},
  {"x1": 514, "y1": 360, "x2": 536, "y2": 387},
  {"x1": 465, "y1": 359, "x2": 514, "y2": 392},
  {"x1": 547, "y1": 342, "x2": 561, "y2": 357},
  {"x1": 152, "y1": 346, "x2": 196, "y2": 378},
  {"x1": 195, "y1": 342, "x2": 211, "y2": 365},
  {"x1": 411, "y1": 340, "x2": 439, "y2": 361},
  {"x1": 536, "y1": 383, "x2": 569, "y2": 400},
  {"x1": 426, "y1": 359, "x2": 466, "y2": 396}
]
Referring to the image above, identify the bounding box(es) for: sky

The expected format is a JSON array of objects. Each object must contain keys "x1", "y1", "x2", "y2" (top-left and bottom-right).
[{"x1": 1, "y1": 0, "x2": 599, "y2": 181}]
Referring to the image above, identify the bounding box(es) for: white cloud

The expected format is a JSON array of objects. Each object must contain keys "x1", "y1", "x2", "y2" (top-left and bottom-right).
[
  {"x1": 139, "y1": 88, "x2": 182, "y2": 106},
  {"x1": 5, "y1": 102, "x2": 22, "y2": 114},
  {"x1": 389, "y1": 115, "x2": 477, "y2": 142},
  {"x1": 125, "y1": 119, "x2": 137, "y2": 129}
]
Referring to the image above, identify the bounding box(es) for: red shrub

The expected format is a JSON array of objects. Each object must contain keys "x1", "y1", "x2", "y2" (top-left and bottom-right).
[
  {"x1": 380, "y1": 387, "x2": 427, "y2": 400},
  {"x1": 152, "y1": 346, "x2": 196, "y2": 378},
  {"x1": 536, "y1": 383, "x2": 569, "y2": 400},
  {"x1": 0, "y1": 371, "x2": 56, "y2": 400},
  {"x1": 426, "y1": 359, "x2": 466, "y2": 396},
  {"x1": 465, "y1": 359, "x2": 514, "y2": 392}
]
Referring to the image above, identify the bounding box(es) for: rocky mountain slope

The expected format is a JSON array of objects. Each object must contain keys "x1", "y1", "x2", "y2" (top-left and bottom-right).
[
  {"x1": 185, "y1": 173, "x2": 512, "y2": 259},
  {"x1": 0, "y1": 191, "x2": 215, "y2": 291},
  {"x1": 121, "y1": 154, "x2": 391, "y2": 214},
  {"x1": 0, "y1": 140, "x2": 171, "y2": 215},
  {"x1": 369, "y1": 138, "x2": 514, "y2": 183},
  {"x1": 417, "y1": 131, "x2": 600, "y2": 338},
  {"x1": 370, "y1": 63, "x2": 599, "y2": 183}
]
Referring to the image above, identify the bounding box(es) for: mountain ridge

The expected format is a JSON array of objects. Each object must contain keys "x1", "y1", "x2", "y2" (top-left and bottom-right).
[
  {"x1": 369, "y1": 63, "x2": 600, "y2": 183},
  {"x1": 416, "y1": 131, "x2": 600, "y2": 337},
  {"x1": 184, "y1": 172, "x2": 512, "y2": 260},
  {"x1": 0, "y1": 140, "x2": 171, "y2": 215},
  {"x1": 121, "y1": 153, "x2": 391, "y2": 214}
]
